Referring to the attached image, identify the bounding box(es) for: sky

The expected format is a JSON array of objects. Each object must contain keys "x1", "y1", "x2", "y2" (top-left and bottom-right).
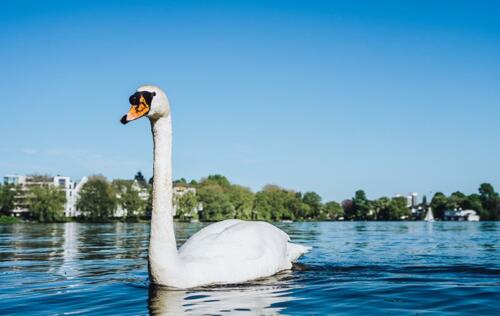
[{"x1": 1, "y1": 0, "x2": 499, "y2": 201}]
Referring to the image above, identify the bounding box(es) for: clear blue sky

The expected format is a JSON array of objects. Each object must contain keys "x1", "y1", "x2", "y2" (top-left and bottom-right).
[{"x1": 1, "y1": 0, "x2": 499, "y2": 201}]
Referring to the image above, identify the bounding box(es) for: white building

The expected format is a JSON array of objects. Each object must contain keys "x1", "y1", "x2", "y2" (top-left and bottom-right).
[
  {"x1": 113, "y1": 180, "x2": 149, "y2": 218},
  {"x1": 4, "y1": 174, "x2": 202, "y2": 219},
  {"x1": 394, "y1": 192, "x2": 418, "y2": 208},
  {"x1": 444, "y1": 209, "x2": 480, "y2": 221},
  {"x1": 410, "y1": 192, "x2": 418, "y2": 207},
  {"x1": 66, "y1": 176, "x2": 88, "y2": 217},
  {"x1": 3, "y1": 174, "x2": 88, "y2": 217}
]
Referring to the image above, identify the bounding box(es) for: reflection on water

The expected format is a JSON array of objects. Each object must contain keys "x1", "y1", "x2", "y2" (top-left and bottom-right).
[
  {"x1": 149, "y1": 273, "x2": 297, "y2": 315},
  {"x1": 0, "y1": 222, "x2": 499, "y2": 315}
]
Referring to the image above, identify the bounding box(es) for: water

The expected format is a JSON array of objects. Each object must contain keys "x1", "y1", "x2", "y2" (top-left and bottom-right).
[{"x1": 0, "y1": 222, "x2": 499, "y2": 315}]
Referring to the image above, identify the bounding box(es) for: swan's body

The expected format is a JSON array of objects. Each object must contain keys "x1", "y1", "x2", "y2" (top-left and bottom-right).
[
  {"x1": 121, "y1": 85, "x2": 310, "y2": 288},
  {"x1": 161, "y1": 219, "x2": 309, "y2": 288}
]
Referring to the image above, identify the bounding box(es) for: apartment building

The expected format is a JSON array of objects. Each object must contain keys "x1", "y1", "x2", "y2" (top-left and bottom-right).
[{"x1": 3, "y1": 174, "x2": 88, "y2": 217}]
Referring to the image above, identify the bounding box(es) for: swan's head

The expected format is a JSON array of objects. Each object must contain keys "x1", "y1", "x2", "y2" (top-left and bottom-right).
[{"x1": 120, "y1": 85, "x2": 170, "y2": 124}]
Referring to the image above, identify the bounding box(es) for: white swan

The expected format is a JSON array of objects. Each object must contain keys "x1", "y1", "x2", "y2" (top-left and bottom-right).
[{"x1": 121, "y1": 85, "x2": 310, "y2": 288}]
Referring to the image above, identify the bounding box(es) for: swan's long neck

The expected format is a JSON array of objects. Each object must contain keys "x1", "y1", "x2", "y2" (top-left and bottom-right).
[{"x1": 149, "y1": 115, "x2": 182, "y2": 282}]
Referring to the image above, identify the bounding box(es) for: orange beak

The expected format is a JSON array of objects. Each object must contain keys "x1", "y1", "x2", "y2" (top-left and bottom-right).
[{"x1": 121, "y1": 95, "x2": 150, "y2": 124}]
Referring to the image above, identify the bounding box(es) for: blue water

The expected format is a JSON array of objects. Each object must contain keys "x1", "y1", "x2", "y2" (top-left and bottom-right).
[{"x1": 0, "y1": 222, "x2": 498, "y2": 315}]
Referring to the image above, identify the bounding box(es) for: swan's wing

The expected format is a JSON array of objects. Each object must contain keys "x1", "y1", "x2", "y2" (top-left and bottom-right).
[
  {"x1": 179, "y1": 220, "x2": 289, "y2": 263},
  {"x1": 176, "y1": 220, "x2": 307, "y2": 287},
  {"x1": 178, "y1": 219, "x2": 243, "y2": 252}
]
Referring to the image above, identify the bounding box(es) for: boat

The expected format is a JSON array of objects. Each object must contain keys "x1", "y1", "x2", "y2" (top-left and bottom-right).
[{"x1": 424, "y1": 207, "x2": 435, "y2": 222}]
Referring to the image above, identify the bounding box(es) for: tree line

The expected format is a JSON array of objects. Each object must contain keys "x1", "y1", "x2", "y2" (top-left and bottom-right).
[
  {"x1": 429, "y1": 183, "x2": 499, "y2": 221},
  {"x1": 164, "y1": 175, "x2": 500, "y2": 222},
  {"x1": 342, "y1": 184, "x2": 499, "y2": 221},
  {"x1": 0, "y1": 172, "x2": 498, "y2": 223}
]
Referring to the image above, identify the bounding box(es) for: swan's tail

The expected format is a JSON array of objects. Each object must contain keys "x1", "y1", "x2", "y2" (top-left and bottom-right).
[{"x1": 286, "y1": 242, "x2": 311, "y2": 262}]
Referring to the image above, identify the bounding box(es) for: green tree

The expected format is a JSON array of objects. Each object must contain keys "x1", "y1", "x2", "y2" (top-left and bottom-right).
[
  {"x1": 285, "y1": 192, "x2": 307, "y2": 220},
  {"x1": 373, "y1": 196, "x2": 409, "y2": 220},
  {"x1": 189, "y1": 179, "x2": 198, "y2": 187},
  {"x1": 374, "y1": 196, "x2": 392, "y2": 220},
  {"x1": 197, "y1": 184, "x2": 234, "y2": 221},
  {"x1": 112, "y1": 180, "x2": 146, "y2": 221},
  {"x1": 253, "y1": 191, "x2": 273, "y2": 221},
  {"x1": 463, "y1": 193, "x2": 483, "y2": 211},
  {"x1": 430, "y1": 192, "x2": 448, "y2": 220},
  {"x1": 350, "y1": 190, "x2": 372, "y2": 220},
  {"x1": 173, "y1": 178, "x2": 188, "y2": 187},
  {"x1": 0, "y1": 184, "x2": 18, "y2": 215},
  {"x1": 447, "y1": 191, "x2": 466, "y2": 210},
  {"x1": 174, "y1": 191, "x2": 199, "y2": 221},
  {"x1": 389, "y1": 197, "x2": 410, "y2": 220},
  {"x1": 197, "y1": 175, "x2": 257, "y2": 221},
  {"x1": 201, "y1": 175, "x2": 231, "y2": 188},
  {"x1": 228, "y1": 185, "x2": 254, "y2": 220},
  {"x1": 254, "y1": 185, "x2": 299, "y2": 221},
  {"x1": 77, "y1": 176, "x2": 116, "y2": 222},
  {"x1": 28, "y1": 186, "x2": 66, "y2": 222},
  {"x1": 302, "y1": 192, "x2": 322, "y2": 219},
  {"x1": 323, "y1": 201, "x2": 343, "y2": 220},
  {"x1": 479, "y1": 183, "x2": 499, "y2": 220}
]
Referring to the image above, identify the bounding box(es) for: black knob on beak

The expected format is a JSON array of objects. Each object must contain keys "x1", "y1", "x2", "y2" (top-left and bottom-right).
[
  {"x1": 129, "y1": 92, "x2": 140, "y2": 105},
  {"x1": 120, "y1": 115, "x2": 129, "y2": 125}
]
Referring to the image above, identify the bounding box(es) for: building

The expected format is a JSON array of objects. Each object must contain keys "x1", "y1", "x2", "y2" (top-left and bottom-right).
[
  {"x1": 394, "y1": 192, "x2": 419, "y2": 208},
  {"x1": 173, "y1": 186, "x2": 203, "y2": 220},
  {"x1": 393, "y1": 192, "x2": 431, "y2": 219},
  {"x1": 3, "y1": 174, "x2": 203, "y2": 219},
  {"x1": 113, "y1": 179, "x2": 149, "y2": 217},
  {"x1": 410, "y1": 193, "x2": 418, "y2": 208},
  {"x1": 67, "y1": 176, "x2": 88, "y2": 217},
  {"x1": 444, "y1": 209, "x2": 480, "y2": 221},
  {"x1": 173, "y1": 186, "x2": 196, "y2": 196},
  {"x1": 4, "y1": 174, "x2": 27, "y2": 185},
  {"x1": 2, "y1": 174, "x2": 88, "y2": 217}
]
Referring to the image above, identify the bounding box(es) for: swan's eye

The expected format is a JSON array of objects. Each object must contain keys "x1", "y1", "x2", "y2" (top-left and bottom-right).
[
  {"x1": 129, "y1": 92, "x2": 141, "y2": 105},
  {"x1": 121, "y1": 92, "x2": 151, "y2": 124},
  {"x1": 129, "y1": 95, "x2": 137, "y2": 105}
]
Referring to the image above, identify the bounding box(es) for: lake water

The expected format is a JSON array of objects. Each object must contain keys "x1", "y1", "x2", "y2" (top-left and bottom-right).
[{"x1": 0, "y1": 222, "x2": 499, "y2": 315}]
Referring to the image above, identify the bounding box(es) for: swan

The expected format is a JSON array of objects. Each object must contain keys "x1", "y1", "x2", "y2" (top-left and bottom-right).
[{"x1": 120, "y1": 85, "x2": 310, "y2": 288}]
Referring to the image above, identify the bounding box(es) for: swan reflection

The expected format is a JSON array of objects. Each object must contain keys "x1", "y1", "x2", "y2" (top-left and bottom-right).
[{"x1": 148, "y1": 272, "x2": 298, "y2": 315}]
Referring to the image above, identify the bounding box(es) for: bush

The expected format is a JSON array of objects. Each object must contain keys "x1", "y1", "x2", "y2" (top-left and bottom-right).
[{"x1": 0, "y1": 215, "x2": 19, "y2": 224}]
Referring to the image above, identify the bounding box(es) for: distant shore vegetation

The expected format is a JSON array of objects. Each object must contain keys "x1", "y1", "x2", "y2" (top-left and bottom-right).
[{"x1": 0, "y1": 172, "x2": 498, "y2": 223}]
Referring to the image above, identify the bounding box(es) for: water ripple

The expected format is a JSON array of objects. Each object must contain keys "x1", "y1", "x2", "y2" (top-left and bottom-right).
[{"x1": 0, "y1": 222, "x2": 499, "y2": 315}]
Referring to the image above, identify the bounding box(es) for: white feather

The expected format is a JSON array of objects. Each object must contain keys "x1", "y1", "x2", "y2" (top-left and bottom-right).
[{"x1": 175, "y1": 220, "x2": 309, "y2": 287}]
